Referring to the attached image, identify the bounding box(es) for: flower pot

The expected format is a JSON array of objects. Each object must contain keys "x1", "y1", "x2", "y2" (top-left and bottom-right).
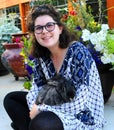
[
  {"x1": 1, "y1": 43, "x2": 28, "y2": 80},
  {"x1": 97, "y1": 64, "x2": 114, "y2": 103}
]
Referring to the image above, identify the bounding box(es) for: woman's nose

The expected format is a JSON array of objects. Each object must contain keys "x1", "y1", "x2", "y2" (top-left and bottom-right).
[{"x1": 42, "y1": 27, "x2": 48, "y2": 33}]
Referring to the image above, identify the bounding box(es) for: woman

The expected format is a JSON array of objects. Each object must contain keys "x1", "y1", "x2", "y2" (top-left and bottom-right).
[{"x1": 4, "y1": 4, "x2": 105, "y2": 130}]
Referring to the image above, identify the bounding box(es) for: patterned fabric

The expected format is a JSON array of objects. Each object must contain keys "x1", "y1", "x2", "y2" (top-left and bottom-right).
[{"x1": 26, "y1": 42, "x2": 105, "y2": 130}]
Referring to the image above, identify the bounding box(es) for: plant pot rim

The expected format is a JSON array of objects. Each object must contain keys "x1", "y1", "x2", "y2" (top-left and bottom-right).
[
  {"x1": 11, "y1": 32, "x2": 29, "y2": 37},
  {"x1": 3, "y1": 43, "x2": 21, "y2": 49}
]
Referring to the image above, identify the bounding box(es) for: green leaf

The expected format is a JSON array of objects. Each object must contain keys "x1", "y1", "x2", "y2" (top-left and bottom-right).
[{"x1": 23, "y1": 81, "x2": 32, "y2": 90}]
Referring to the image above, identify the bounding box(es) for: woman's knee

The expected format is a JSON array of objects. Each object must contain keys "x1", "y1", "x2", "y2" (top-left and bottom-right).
[
  {"x1": 3, "y1": 91, "x2": 27, "y2": 109},
  {"x1": 3, "y1": 91, "x2": 17, "y2": 110}
]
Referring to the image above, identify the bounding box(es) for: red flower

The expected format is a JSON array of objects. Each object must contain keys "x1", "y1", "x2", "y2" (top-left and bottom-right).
[
  {"x1": 15, "y1": 37, "x2": 21, "y2": 43},
  {"x1": 63, "y1": 14, "x2": 68, "y2": 20},
  {"x1": 61, "y1": 14, "x2": 68, "y2": 22},
  {"x1": 69, "y1": 10, "x2": 77, "y2": 16}
]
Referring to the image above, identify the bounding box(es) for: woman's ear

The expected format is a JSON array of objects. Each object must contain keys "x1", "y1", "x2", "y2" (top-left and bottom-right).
[{"x1": 59, "y1": 26, "x2": 63, "y2": 34}]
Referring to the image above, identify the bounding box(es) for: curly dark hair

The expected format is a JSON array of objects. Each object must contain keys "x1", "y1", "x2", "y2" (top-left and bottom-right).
[{"x1": 27, "y1": 4, "x2": 77, "y2": 58}]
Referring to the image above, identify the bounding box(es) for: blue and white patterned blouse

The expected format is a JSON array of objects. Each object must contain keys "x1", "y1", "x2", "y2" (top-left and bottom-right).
[{"x1": 26, "y1": 42, "x2": 105, "y2": 130}]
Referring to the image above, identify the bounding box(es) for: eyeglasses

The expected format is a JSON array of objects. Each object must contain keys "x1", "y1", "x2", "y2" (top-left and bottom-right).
[{"x1": 34, "y1": 22, "x2": 57, "y2": 34}]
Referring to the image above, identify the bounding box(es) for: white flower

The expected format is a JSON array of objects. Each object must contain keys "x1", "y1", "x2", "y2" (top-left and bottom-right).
[
  {"x1": 101, "y1": 24, "x2": 109, "y2": 31},
  {"x1": 101, "y1": 53, "x2": 114, "y2": 64},
  {"x1": 89, "y1": 32, "x2": 98, "y2": 45},
  {"x1": 81, "y1": 29, "x2": 90, "y2": 41},
  {"x1": 94, "y1": 43, "x2": 104, "y2": 52},
  {"x1": 97, "y1": 30, "x2": 107, "y2": 41}
]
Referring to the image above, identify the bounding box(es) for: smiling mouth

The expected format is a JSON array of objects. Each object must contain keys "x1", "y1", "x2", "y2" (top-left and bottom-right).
[{"x1": 42, "y1": 36, "x2": 52, "y2": 40}]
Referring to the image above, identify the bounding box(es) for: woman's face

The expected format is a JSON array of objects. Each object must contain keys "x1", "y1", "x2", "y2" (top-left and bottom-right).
[{"x1": 34, "y1": 15, "x2": 63, "y2": 49}]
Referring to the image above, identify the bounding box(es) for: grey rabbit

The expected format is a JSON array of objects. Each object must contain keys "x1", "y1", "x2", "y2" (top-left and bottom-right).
[{"x1": 35, "y1": 75, "x2": 76, "y2": 106}]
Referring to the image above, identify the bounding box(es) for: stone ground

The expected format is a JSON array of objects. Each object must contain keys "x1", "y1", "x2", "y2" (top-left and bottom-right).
[{"x1": 0, "y1": 73, "x2": 114, "y2": 130}]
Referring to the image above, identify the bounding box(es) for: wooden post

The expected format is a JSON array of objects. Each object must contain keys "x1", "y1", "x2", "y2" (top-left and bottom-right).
[
  {"x1": 19, "y1": 2, "x2": 30, "y2": 32},
  {"x1": 107, "y1": 0, "x2": 114, "y2": 29}
]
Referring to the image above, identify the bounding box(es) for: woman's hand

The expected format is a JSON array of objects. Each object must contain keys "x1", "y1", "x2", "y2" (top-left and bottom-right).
[{"x1": 29, "y1": 104, "x2": 41, "y2": 119}]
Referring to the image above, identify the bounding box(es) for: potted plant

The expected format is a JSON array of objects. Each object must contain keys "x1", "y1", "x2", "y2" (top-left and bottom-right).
[
  {"x1": 1, "y1": 34, "x2": 30, "y2": 80},
  {"x1": 81, "y1": 24, "x2": 114, "y2": 103},
  {"x1": 0, "y1": 13, "x2": 21, "y2": 56},
  {"x1": 0, "y1": 13, "x2": 20, "y2": 76},
  {"x1": 0, "y1": 13, "x2": 28, "y2": 79},
  {"x1": 61, "y1": 0, "x2": 114, "y2": 103}
]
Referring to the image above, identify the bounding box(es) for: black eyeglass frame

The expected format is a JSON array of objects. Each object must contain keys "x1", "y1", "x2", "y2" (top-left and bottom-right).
[{"x1": 34, "y1": 22, "x2": 58, "y2": 34}]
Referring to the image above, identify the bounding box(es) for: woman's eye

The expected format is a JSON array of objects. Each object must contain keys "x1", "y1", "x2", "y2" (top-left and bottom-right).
[
  {"x1": 47, "y1": 24, "x2": 53, "y2": 28},
  {"x1": 36, "y1": 26, "x2": 42, "y2": 30}
]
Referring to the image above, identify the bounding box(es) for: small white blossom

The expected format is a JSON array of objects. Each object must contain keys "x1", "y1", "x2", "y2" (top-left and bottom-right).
[
  {"x1": 94, "y1": 43, "x2": 104, "y2": 52},
  {"x1": 89, "y1": 32, "x2": 98, "y2": 45},
  {"x1": 81, "y1": 29, "x2": 90, "y2": 41},
  {"x1": 97, "y1": 30, "x2": 107, "y2": 41},
  {"x1": 101, "y1": 53, "x2": 114, "y2": 64},
  {"x1": 101, "y1": 24, "x2": 109, "y2": 31}
]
